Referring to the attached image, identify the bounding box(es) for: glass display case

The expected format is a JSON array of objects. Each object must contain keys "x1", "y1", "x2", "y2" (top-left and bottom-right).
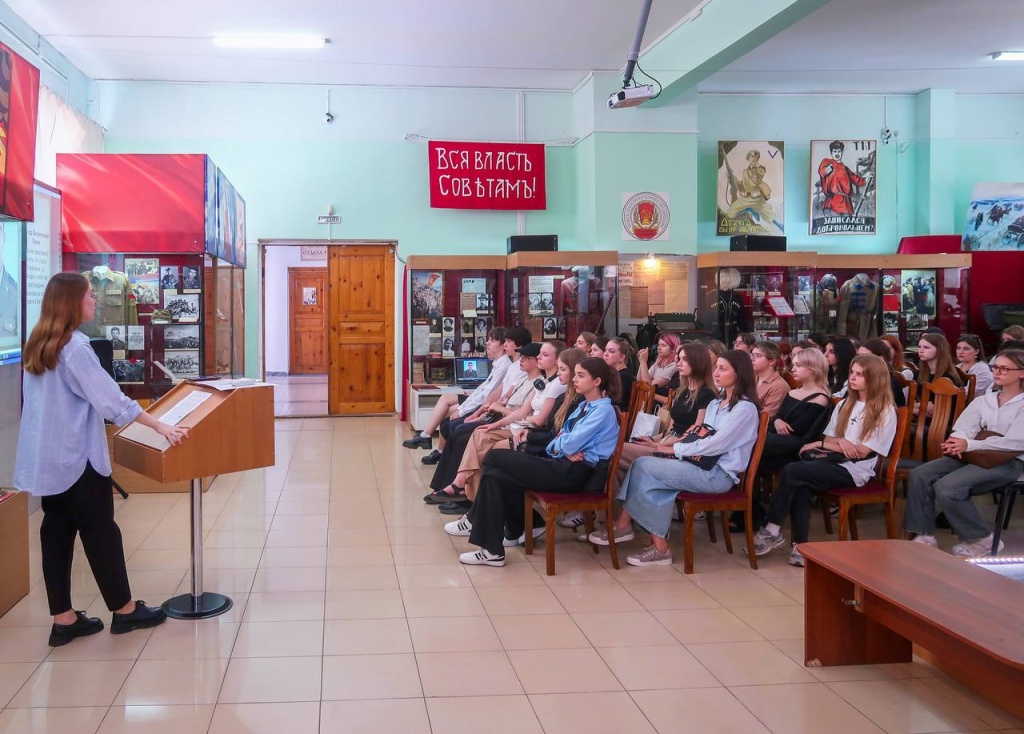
[
  {"x1": 878, "y1": 254, "x2": 971, "y2": 349},
  {"x1": 203, "y1": 256, "x2": 245, "y2": 379},
  {"x1": 812, "y1": 256, "x2": 884, "y2": 342},
  {"x1": 697, "y1": 253, "x2": 816, "y2": 344},
  {"x1": 504, "y1": 251, "x2": 618, "y2": 347},
  {"x1": 68, "y1": 252, "x2": 207, "y2": 400},
  {"x1": 406, "y1": 255, "x2": 506, "y2": 386}
]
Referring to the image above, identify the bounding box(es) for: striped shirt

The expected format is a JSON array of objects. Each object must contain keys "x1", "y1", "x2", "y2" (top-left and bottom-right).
[{"x1": 15, "y1": 331, "x2": 142, "y2": 496}]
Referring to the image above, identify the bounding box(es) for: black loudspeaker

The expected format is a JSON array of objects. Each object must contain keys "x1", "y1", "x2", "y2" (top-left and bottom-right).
[
  {"x1": 507, "y1": 234, "x2": 558, "y2": 253},
  {"x1": 730, "y1": 235, "x2": 787, "y2": 252}
]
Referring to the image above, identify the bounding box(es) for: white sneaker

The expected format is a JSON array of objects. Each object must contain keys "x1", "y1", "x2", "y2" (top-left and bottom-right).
[
  {"x1": 751, "y1": 527, "x2": 786, "y2": 556},
  {"x1": 557, "y1": 511, "x2": 585, "y2": 529},
  {"x1": 459, "y1": 549, "x2": 506, "y2": 566},
  {"x1": 503, "y1": 528, "x2": 544, "y2": 544},
  {"x1": 952, "y1": 534, "x2": 1003, "y2": 558},
  {"x1": 788, "y1": 543, "x2": 804, "y2": 568},
  {"x1": 588, "y1": 525, "x2": 635, "y2": 546},
  {"x1": 444, "y1": 515, "x2": 472, "y2": 537},
  {"x1": 691, "y1": 511, "x2": 706, "y2": 522},
  {"x1": 911, "y1": 534, "x2": 938, "y2": 548},
  {"x1": 626, "y1": 545, "x2": 673, "y2": 566}
]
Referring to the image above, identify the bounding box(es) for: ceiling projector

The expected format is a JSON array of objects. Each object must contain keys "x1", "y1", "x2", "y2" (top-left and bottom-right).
[{"x1": 608, "y1": 85, "x2": 654, "y2": 109}]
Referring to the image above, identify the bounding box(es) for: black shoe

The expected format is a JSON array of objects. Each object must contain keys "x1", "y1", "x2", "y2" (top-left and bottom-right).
[
  {"x1": 439, "y1": 500, "x2": 472, "y2": 515},
  {"x1": 935, "y1": 512, "x2": 952, "y2": 529},
  {"x1": 421, "y1": 450, "x2": 442, "y2": 465},
  {"x1": 48, "y1": 611, "x2": 104, "y2": 647},
  {"x1": 110, "y1": 601, "x2": 167, "y2": 635},
  {"x1": 403, "y1": 435, "x2": 432, "y2": 450}
]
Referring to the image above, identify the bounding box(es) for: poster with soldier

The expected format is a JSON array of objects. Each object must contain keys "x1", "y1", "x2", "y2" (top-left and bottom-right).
[
  {"x1": 717, "y1": 141, "x2": 785, "y2": 236},
  {"x1": 809, "y1": 139, "x2": 877, "y2": 235}
]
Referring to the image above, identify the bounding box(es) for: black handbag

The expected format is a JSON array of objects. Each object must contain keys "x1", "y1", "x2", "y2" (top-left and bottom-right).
[
  {"x1": 800, "y1": 447, "x2": 877, "y2": 463},
  {"x1": 676, "y1": 424, "x2": 721, "y2": 471}
]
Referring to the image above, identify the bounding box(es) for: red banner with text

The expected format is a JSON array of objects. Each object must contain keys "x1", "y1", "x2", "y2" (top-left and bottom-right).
[{"x1": 428, "y1": 141, "x2": 546, "y2": 210}]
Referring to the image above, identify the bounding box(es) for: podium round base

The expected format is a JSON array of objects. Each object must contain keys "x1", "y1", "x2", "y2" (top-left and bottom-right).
[{"x1": 162, "y1": 592, "x2": 233, "y2": 620}]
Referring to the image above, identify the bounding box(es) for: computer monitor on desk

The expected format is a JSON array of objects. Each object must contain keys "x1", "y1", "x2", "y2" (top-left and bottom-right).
[{"x1": 453, "y1": 357, "x2": 489, "y2": 388}]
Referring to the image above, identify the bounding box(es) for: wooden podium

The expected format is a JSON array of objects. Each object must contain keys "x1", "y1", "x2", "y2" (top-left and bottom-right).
[{"x1": 114, "y1": 381, "x2": 274, "y2": 619}]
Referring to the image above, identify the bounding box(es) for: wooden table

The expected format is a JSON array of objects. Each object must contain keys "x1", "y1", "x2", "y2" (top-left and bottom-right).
[{"x1": 800, "y1": 540, "x2": 1024, "y2": 719}]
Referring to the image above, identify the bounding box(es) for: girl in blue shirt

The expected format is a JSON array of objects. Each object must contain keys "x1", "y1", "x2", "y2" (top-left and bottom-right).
[
  {"x1": 15, "y1": 274, "x2": 188, "y2": 647},
  {"x1": 446, "y1": 357, "x2": 622, "y2": 566}
]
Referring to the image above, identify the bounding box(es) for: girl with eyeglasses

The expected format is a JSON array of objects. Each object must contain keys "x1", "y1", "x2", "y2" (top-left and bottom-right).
[
  {"x1": 905, "y1": 349, "x2": 1024, "y2": 557},
  {"x1": 750, "y1": 341, "x2": 788, "y2": 417}
]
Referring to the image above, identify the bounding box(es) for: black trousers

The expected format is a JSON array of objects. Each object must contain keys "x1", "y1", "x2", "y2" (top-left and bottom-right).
[
  {"x1": 468, "y1": 451, "x2": 594, "y2": 555},
  {"x1": 40, "y1": 462, "x2": 133, "y2": 615},
  {"x1": 431, "y1": 420, "x2": 483, "y2": 490},
  {"x1": 758, "y1": 434, "x2": 805, "y2": 472},
  {"x1": 765, "y1": 460, "x2": 854, "y2": 544}
]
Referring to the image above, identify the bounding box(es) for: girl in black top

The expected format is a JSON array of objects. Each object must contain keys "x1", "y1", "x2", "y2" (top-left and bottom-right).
[
  {"x1": 603, "y1": 337, "x2": 635, "y2": 412},
  {"x1": 759, "y1": 346, "x2": 833, "y2": 471},
  {"x1": 825, "y1": 337, "x2": 856, "y2": 396}
]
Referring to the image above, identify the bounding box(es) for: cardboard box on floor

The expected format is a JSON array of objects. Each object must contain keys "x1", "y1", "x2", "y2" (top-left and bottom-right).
[{"x1": 0, "y1": 491, "x2": 30, "y2": 617}]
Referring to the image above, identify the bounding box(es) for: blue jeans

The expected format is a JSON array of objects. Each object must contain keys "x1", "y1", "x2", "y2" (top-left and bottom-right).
[
  {"x1": 904, "y1": 457, "x2": 1024, "y2": 541},
  {"x1": 617, "y1": 456, "x2": 734, "y2": 539}
]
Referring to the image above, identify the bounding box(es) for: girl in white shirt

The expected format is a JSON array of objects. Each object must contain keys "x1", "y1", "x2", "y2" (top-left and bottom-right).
[
  {"x1": 955, "y1": 334, "x2": 994, "y2": 395},
  {"x1": 753, "y1": 354, "x2": 898, "y2": 566}
]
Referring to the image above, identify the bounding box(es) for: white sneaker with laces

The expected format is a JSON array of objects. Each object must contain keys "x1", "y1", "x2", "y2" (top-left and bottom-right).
[
  {"x1": 557, "y1": 511, "x2": 585, "y2": 529},
  {"x1": 911, "y1": 534, "x2": 938, "y2": 548},
  {"x1": 459, "y1": 549, "x2": 506, "y2": 567},
  {"x1": 952, "y1": 534, "x2": 1002, "y2": 558},
  {"x1": 752, "y1": 527, "x2": 786, "y2": 556},
  {"x1": 626, "y1": 545, "x2": 673, "y2": 567},
  {"x1": 588, "y1": 525, "x2": 635, "y2": 546},
  {"x1": 509, "y1": 526, "x2": 546, "y2": 547},
  {"x1": 444, "y1": 515, "x2": 472, "y2": 537}
]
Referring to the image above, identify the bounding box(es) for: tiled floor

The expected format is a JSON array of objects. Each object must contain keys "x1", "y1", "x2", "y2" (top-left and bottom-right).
[
  {"x1": 267, "y1": 374, "x2": 328, "y2": 417},
  {"x1": 1, "y1": 416, "x2": 1022, "y2": 734}
]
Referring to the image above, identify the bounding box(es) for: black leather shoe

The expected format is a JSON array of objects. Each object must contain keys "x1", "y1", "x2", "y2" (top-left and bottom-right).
[
  {"x1": 111, "y1": 601, "x2": 167, "y2": 635},
  {"x1": 402, "y1": 435, "x2": 432, "y2": 449},
  {"x1": 48, "y1": 611, "x2": 104, "y2": 647},
  {"x1": 439, "y1": 500, "x2": 472, "y2": 515},
  {"x1": 421, "y1": 450, "x2": 442, "y2": 465}
]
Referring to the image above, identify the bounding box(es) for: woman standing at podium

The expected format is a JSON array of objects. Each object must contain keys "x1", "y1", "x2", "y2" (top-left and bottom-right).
[{"x1": 14, "y1": 273, "x2": 189, "y2": 647}]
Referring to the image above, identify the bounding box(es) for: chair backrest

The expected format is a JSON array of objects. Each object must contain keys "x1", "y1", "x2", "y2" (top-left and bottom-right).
[
  {"x1": 782, "y1": 372, "x2": 800, "y2": 390},
  {"x1": 962, "y1": 372, "x2": 977, "y2": 405},
  {"x1": 914, "y1": 378, "x2": 963, "y2": 462},
  {"x1": 624, "y1": 380, "x2": 656, "y2": 437},
  {"x1": 740, "y1": 413, "x2": 771, "y2": 509},
  {"x1": 892, "y1": 371, "x2": 917, "y2": 454},
  {"x1": 877, "y1": 406, "x2": 910, "y2": 495},
  {"x1": 603, "y1": 407, "x2": 631, "y2": 501}
]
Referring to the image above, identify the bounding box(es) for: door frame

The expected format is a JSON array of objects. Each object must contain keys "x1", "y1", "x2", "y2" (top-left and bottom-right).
[
  {"x1": 258, "y1": 239, "x2": 399, "y2": 416},
  {"x1": 287, "y1": 266, "x2": 328, "y2": 374}
]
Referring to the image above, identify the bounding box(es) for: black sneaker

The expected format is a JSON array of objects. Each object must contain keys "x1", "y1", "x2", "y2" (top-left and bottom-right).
[
  {"x1": 439, "y1": 499, "x2": 472, "y2": 515},
  {"x1": 110, "y1": 601, "x2": 167, "y2": 635},
  {"x1": 402, "y1": 435, "x2": 432, "y2": 449},
  {"x1": 421, "y1": 450, "x2": 442, "y2": 465},
  {"x1": 48, "y1": 611, "x2": 104, "y2": 647}
]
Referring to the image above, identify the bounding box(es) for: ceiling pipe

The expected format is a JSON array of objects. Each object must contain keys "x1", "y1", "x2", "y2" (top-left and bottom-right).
[{"x1": 622, "y1": 0, "x2": 655, "y2": 88}]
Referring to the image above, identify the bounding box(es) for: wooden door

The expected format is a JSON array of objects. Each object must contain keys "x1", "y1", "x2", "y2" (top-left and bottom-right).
[
  {"x1": 328, "y1": 244, "x2": 396, "y2": 414},
  {"x1": 288, "y1": 267, "x2": 328, "y2": 374}
]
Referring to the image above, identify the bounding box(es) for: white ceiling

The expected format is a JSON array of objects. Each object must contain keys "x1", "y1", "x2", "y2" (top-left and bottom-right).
[{"x1": 8, "y1": 0, "x2": 1024, "y2": 94}]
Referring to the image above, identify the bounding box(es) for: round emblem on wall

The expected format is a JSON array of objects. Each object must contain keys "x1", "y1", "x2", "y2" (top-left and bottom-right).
[{"x1": 622, "y1": 192, "x2": 670, "y2": 240}]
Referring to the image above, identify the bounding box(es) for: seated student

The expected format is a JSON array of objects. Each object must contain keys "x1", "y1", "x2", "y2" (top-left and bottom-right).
[
  {"x1": 705, "y1": 339, "x2": 727, "y2": 362},
  {"x1": 917, "y1": 333, "x2": 963, "y2": 388},
  {"x1": 574, "y1": 332, "x2": 597, "y2": 353},
  {"x1": 403, "y1": 328, "x2": 510, "y2": 456},
  {"x1": 444, "y1": 357, "x2": 622, "y2": 566},
  {"x1": 636, "y1": 333, "x2": 680, "y2": 407},
  {"x1": 806, "y1": 333, "x2": 828, "y2": 352},
  {"x1": 512, "y1": 349, "x2": 586, "y2": 456},
  {"x1": 619, "y1": 343, "x2": 717, "y2": 481},
  {"x1": 424, "y1": 342, "x2": 541, "y2": 504},
  {"x1": 592, "y1": 350, "x2": 761, "y2": 567},
  {"x1": 857, "y1": 338, "x2": 907, "y2": 408},
  {"x1": 904, "y1": 348, "x2": 1024, "y2": 557},
  {"x1": 603, "y1": 337, "x2": 635, "y2": 412},
  {"x1": 881, "y1": 334, "x2": 915, "y2": 394},
  {"x1": 439, "y1": 341, "x2": 567, "y2": 502},
  {"x1": 589, "y1": 336, "x2": 609, "y2": 358},
  {"x1": 991, "y1": 326, "x2": 1024, "y2": 365},
  {"x1": 751, "y1": 341, "x2": 789, "y2": 417},
  {"x1": 753, "y1": 355, "x2": 898, "y2": 567},
  {"x1": 825, "y1": 337, "x2": 856, "y2": 397},
  {"x1": 733, "y1": 333, "x2": 756, "y2": 352},
  {"x1": 758, "y1": 347, "x2": 833, "y2": 472},
  {"x1": 956, "y1": 334, "x2": 993, "y2": 394}
]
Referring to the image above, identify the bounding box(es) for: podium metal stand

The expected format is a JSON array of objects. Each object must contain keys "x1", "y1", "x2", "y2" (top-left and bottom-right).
[{"x1": 113, "y1": 381, "x2": 275, "y2": 620}]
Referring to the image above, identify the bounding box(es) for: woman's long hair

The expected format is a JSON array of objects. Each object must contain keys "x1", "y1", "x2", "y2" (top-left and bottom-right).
[
  {"x1": 23, "y1": 273, "x2": 89, "y2": 375},
  {"x1": 675, "y1": 342, "x2": 715, "y2": 412},
  {"x1": 719, "y1": 350, "x2": 760, "y2": 411},
  {"x1": 794, "y1": 347, "x2": 831, "y2": 396},
  {"x1": 880, "y1": 335, "x2": 907, "y2": 371},
  {"x1": 827, "y1": 337, "x2": 856, "y2": 392},
  {"x1": 835, "y1": 355, "x2": 894, "y2": 443},
  {"x1": 578, "y1": 356, "x2": 621, "y2": 403},
  {"x1": 919, "y1": 333, "x2": 963, "y2": 387},
  {"x1": 552, "y1": 348, "x2": 585, "y2": 431}
]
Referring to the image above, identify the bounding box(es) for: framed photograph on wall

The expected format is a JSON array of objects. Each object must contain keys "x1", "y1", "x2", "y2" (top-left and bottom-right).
[{"x1": 809, "y1": 139, "x2": 877, "y2": 235}]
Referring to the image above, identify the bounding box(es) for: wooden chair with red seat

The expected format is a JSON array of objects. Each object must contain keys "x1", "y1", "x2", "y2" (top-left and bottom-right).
[
  {"x1": 960, "y1": 370, "x2": 977, "y2": 406},
  {"x1": 892, "y1": 371, "x2": 918, "y2": 456},
  {"x1": 523, "y1": 406, "x2": 630, "y2": 575},
  {"x1": 673, "y1": 412, "x2": 771, "y2": 575},
  {"x1": 624, "y1": 381, "x2": 656, "y2": 438},
  {"x1": 895, "y1": 377, "x2": 964, "y2": 495},
  {"x1": 820, "y1": 406, "x2": 909, "y2": 540}
]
